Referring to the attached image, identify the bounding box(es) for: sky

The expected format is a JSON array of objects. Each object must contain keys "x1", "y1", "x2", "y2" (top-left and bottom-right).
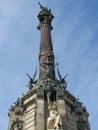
[{"x1": 0, "y1": 0, "x2": 98, "y2": 129}]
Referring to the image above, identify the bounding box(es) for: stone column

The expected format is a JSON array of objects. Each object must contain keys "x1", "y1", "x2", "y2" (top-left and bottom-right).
[{"x1": 37, "y1": 5, "x2": 55, "y2": 80}]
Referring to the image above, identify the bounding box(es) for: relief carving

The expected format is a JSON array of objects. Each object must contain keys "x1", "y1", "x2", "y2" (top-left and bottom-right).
[
  {"x1": 8, "y1": 98, "x2": 25, "y2": 130},
  {"x1": 11, "y1": 119, "x2": 23, "y2": 130},
  {"x1": 76, "y1": 117, "x2": 88, "y2": 130}
]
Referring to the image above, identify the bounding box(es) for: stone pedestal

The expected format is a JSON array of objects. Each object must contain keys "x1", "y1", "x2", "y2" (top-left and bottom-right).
[{"x1": 8, "y1": 81, "x2": 90, "y2": 130}]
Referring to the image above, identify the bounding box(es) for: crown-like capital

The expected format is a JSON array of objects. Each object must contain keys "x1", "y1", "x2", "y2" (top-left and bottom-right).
[{"x1": 37, "y1": 3, "x2": 54, "y2": 30}]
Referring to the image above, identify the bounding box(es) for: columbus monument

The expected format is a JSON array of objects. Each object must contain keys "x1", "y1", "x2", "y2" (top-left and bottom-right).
[{"x1": 8, "y1": 3, "x2": 91, "y2": 130}]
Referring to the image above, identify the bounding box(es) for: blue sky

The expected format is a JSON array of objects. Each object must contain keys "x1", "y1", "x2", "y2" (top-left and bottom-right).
[{"x1": 0, "y1": 0, "x2": 98, "y2": 129}]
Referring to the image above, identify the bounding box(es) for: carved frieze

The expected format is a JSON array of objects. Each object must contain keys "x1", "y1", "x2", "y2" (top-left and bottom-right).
[
  {"x1": 76, "y1": 116, "x2": 89, "y2": 130},
  {"x1": 8, "y1": 98, "x2": 25, "y2": 130}
]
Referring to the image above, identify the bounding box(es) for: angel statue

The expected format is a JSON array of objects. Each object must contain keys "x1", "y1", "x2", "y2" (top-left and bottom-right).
[
  {"x1": 40, "y1": 63, "x2": 58, "y2": 79},
  {"x1": 57, "y1": 65, "x2": 68, "y2": 89},
  {"x1": 26, "y1": 67, "x2": 37, "y2": 90}
]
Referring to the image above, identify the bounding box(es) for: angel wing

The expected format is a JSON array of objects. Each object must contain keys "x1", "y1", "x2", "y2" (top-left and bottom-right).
[
  {"x1": 32, "y1": 67, "x2": 37, "y2": 81},
  {"x1": 57, "y1": 66, "x2": 62, "y2": 80},
  {"x1": 63, "y1": 73, "x2": 68, "y2": 80},
  {"x1": 26, "y1": 67, "x2": 37, "y2": 85},
  {"x1": 57, "y1": 66, "x2": 68, "y2": 82}
]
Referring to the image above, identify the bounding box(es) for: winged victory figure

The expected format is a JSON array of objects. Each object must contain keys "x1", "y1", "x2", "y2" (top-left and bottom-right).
[
  {"x1": 26, "y1": 67, "x2": 37, "y2": 90},
  {"x1": 57, "y1": 65, "x2": 68, "y2": 88}
]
